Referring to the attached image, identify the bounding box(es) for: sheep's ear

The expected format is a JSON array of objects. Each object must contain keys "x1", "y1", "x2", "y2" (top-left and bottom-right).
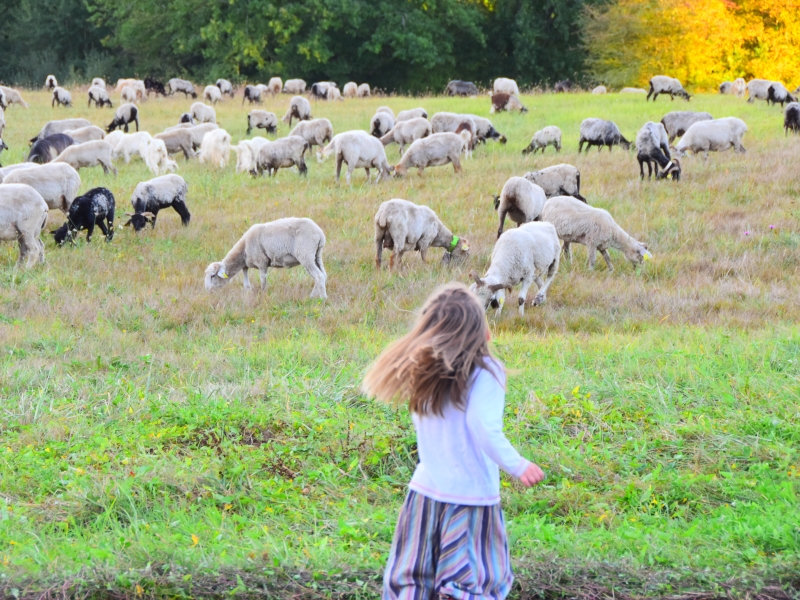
[
  {"x1": 468, "y1": 270, "x2": 484, "y2": 286},
  {"x1": 122, "y1": 219, "x2": 132, "y2": 227},
  {"x1": 124, "y1": 212, "x2": 135, "y2": 217},
  {"x1": 491, "y1": 194, "x2": 500, "y2": 209}
]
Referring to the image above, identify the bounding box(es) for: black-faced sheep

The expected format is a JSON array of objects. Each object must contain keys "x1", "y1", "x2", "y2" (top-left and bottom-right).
[
  {"x1": 675, "y1": 117, "x2": 747, "y2": 157},
  {"x1": 318, "y1": 131, "x2": 392, "y2": 185},
  {"x1": 106, "y1": 103, "x2": 139, "y2": 133},
  {"x1": 88, "y1": 85, "x2": 113, "y2": 108},
  {"x1": 247, "y1": 110, "x2": 278, "y2": 135},
  {"x1": 490, "y1": 93, "x2": 528, "y2": 113},
  {"x1": 636, "y1": 122, "x2": 673, "y2": 180},
  {"x1": 393, "y1": 133, "x2": 464, "y2": 176},
  {"x1": 660, "y1": 111, "x2": 714, "y2": 143},
  {"x1": 493, "y1": 176, "x2": 546, "y2": 238},
  {"x1": 719, "y1": 82, "x2": 732, "y2": 94},
  {"x1": 467, "y1": 115, "x2": 507, "y2": 144},
  {"x1": 242, "y1": 85, "x2": 263, "y2": 105},
  {"x1": 746, "y1": 79, "x2": 773, "y2": 103},
  {"x1": 45, "y1": 75, "x2": 58, "y2": 90},
  {"x1": 168, "y1": 78, "x2": 197, "y2": 98},
  {"x1": 522, "y1": 126, "x2": 562, "y2": 154},
  {"x1": 647, "y1": 76, "x2": 690, "y2": 101},
  {"x1": 0, "y1": 184, "x2": 48, "y2": 267},
  {"x1": 124, "y1": 174, "x2": 190, "y2": 231},
  {"x1": 144, "y1": 77, "x2": 167, "y2": 97},
  {"x1": 27, "y1": 134, "x2": 76, "y2": 164},
  {"x1": 445, "y1": 80, "x2": 479, "y2": 96},
  {"x1": 0, "y1": 138, "x2": 6, "y2": 165},
  {"x1": 767, "y1": 83, "x2": 797, "y2": 107},
  {"x1": 371, "y1": 112, "x2": 395, "y2": 138},
  {"x1": 256, "y1": 135, "x2": 309, "y2": 177},
  {"x1": 578, "y1": 118, "x2": 630, "y2": 152},
  {"x1": 784, "y1": 102, "x2": 800, "y2": 136},
  {"x1": 52, "y1": 187, "x2": 115, "y2": 245},
  {"x1": 281, "y1": 96, "x2": 312, "y2": 127},
  {"x1": 52, "y1": 87, "x2": 72, "y2": 108},
  {"x1": 215, "y1": 79, "x2": 234, "y2": 97}
]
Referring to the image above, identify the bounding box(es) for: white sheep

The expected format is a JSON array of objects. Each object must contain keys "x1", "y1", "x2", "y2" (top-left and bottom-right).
[
  {"x1": 370, "y1": 112, "x2": 395, "y2": 137},
  {"x1": 0, "y1": 86, "x2": 29, "y2": 108},
  {"x1": 1, "y1": 163, "x2": 81, "y2": 212},
  {"x1": 396, "y1": 108, "x2": 427, "y2": 122},
  {"x1": 379, "y1": 118, "x2": 432, "y2": 155},
  {"x1": 198, "y1": 128, "x2": 232, "y2": 168},
  {"x1": 186, "y1": 123, "x2": 219, "y2": 150},
  {"x1": 52, "y1": 87, "x2": 72, "y2": 108},
  {"x1": 256, "y1": 135, "x2": 309, "y2": 177},
  {"x1": 204, "y1": 218, "x2": 327, "y2": 298},
  {"x1": 233, "y1": 137, "x2": 272, "y2": 174},
  {"x1": 112, "y1": 131, "x2": 153, "y2": 163},
  {"x1": 431, "y1": 112, "x2": 476, "y2": 136},
  {"x1": 376, "y1": 106, "x2": 395, "y2": 119},
  {"x1": 283, "y1": 79, "x2": 307, "y2": 94},
  {"x1": 374, "y1": 198, "x2": 469, "y2": 269},
  {"x1": 215, "y1": 79, "x2": 234, "y2": 96},
  {"x1": 731, "y1": 78, "x2": 746, "y2": 98},
  {"x1": 343, "y1": 82, "x2": 358, "y2": 98},
  {"x1": 120, "y1": 86, "x2": 138, "y2": 104},
  {"x1": 592, "y1": 85, "x2": 607, "y2": 95},
  {"x1": 493, "y1": 77, "x2": 520, "y2": 96},
  {"x1": 204, "y1": 85, "x2": 222, "y2": 104},
  {"x1": 247, "y1": 110, "x2": 278, "y2": 135},
  {"x1": 104, "y1": 130, "x2": 124, "y2": 150},
  {"x1": 281, "y1": 96, "x2": 312, "y2": 126},
  {"x1": 394, "y1": 133, "x2": 464, "y2": 176},
  {"x1": 541, "y1": 195, "x2": 652, "y2": 270},
  {"x1": 190, "y1": 102, "x2": 217, "y2": 124},
  {"x1": 578, "y1": 118, "x2": 630, "y2": 152},
  {"x1": 620, "y1": 87, "x2": 647, "y2": 94},
  {"x1": 267, "y1": 77, "x2": 282, "y2": 95},
  {"x1": 168, "y1": 78, "x2": 197, "y2": 98},
  {"x1": 154, "y1": 129, "x2": 196, "y2": 159},
  {"x1": 45, "y1": 75, "x2": 58, "y2": 90},
  {"x1": 0, "y1": 184, "x2": 48, "y2": 268},
  {"x1": 636, "y1": 121, "x2": 673, "y2": 179},
  {"x1": 522, "y1": 126, "x2": 562, "y2": 154},
  {"x1": 318, "y1": 131, "x2": 392, "y2": 184},
  {"x1": 746, "y1": 79, "x2": 772, "y2": 103},
  {"x1": 54, "y1": 140, "x2": 118, "y2": 175},
  {"x1": 144, "y1": 138, "x2": 178, "y2": 175},
  {"x1": 290, "y1": 118, "x2": 334, "y2": 148},
  {"x1": 647, "y1": 76, "x2": 691, "y2": 101},
  {"x1": 523, "y1": 164, "x2": 585, "y2": 201},
  {"x1": 92, "y1": 78, "x2": 106, "y2": 89},
  {"x1": 88, "y1": 85, "x2": 113, "y2": 108},
  {"x1": 62, "y1": 126, "x2": 106, "y2": 145},
  {"x1": 493, "y1": 177, "x2": 546, "y2": 237},
  {"x1": 469, "y1": 222, "x2": 560, "y2": 315},
  {"x1": 327, "y1": 86, "x2": 343, "y2": 101},
  {"x1": 357, "y1": 83, "x2": 371, "y2": 98},
  {"x1": 675, "y1": 117, "x2": 748, "y2": 157},
  {"x1": 464, "y1": 115, "x2": 506, "y2": 143},
  {"x1": 490, "y1": 94, "x2": 527, "y2": 114},
  {"x1": 660, "y1": 111, "x2": 714, "y2": 143}
]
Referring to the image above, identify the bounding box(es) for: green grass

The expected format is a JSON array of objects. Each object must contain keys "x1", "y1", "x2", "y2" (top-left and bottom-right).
[{"x1": 1, "y1": 88, "x2": 799, "y2": 597}]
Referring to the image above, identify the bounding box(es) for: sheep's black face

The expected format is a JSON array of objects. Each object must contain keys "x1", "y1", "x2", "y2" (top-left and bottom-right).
[
  {"x1": 127, "y1": 214, "x2": 149, "y2": 231},
  {"x1": 52, "y1": 224, "x2": 71, "y2": 245}
]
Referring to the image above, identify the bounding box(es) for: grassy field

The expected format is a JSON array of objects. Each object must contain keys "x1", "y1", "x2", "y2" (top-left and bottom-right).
[{"x1": 0, "y1": 87, "x2": 798, "y2": 598}]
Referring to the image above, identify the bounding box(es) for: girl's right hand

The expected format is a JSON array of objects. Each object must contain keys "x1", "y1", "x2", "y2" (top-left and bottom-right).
[{"x1": 520, "y1": 462, "x2": 545, "y2": 487}]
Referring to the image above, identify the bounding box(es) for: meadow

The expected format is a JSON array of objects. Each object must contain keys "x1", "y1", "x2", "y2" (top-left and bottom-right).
[{"x1": 0, "y1": 88, "x2": 798, "y2": 598}]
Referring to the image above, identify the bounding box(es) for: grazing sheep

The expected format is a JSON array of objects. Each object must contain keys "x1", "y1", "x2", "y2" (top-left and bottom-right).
[
  {"x1": 469, "y1": 222, "x2": 560, "y2": 315},
  {"x1": 675, "y1": 117, "x2": 748, "y2": 157},
  {"x1": 256, "y1": 135, "x2": 309, "y2": 177},
  {"x1": 88, "y1": 85, "x2": 113, "y2": 108},
  {"x1": 374, "y1": 198, "x2": 469, "y2": 269},
  {"x1": 592, "y1": 85, "x2": 607, "y2": 95},
  {"x1": 52, "y1": 87, "x2": 72, "y2": 108},
  {"x1": 767, "y1": 83, "x2": 797, "y2": 107},
  {"x1": 493, "y1": 78, "x2": 520, "y2": 96},
  {"x1": 393, "y1": 133, "x2": 464, "y2": 176},
  {"x1": 179, "y1": 113, "x2": 194, "y2": 125},
  {"x1": 104, "y1": 130, "x2": 124, "y2": 150},
  {"x1": 554, "y1": 80, "x2": 573, "y2": 93},
  {"x1": 431, "y1": 112, "x2": 476, "y2": 137},
  {"x1": 45, "y1": 75, "x2": 58, "y2": 90},
  {"x1": 106, "y1": 103, "x2": 139, "y2": 133},
  {"x1": 746, "y1": 79, "x2": 773, "y2": 103},
  {"x1": 636, "y1": 121, "x2": 673, "y2": 180},
  {"x1": 310, "y1": 81, "x2": 338, "y2": 100},
  {"x1": 522, "y1": 126, "x2": 562, "y2": 155},
  {"x1": 283, "y1": 79, "x2": 307, "y2": 94},
  {"x1": 490, "y1": 93, "x2": 527, "y2": 114},
  {"x1": 281, "y1": 96, "x2": 312, "y2": 127},
  {"x1": 247, "y1": 110, "x2": 278, "y2": 135},
  {"x1": 380, "y1": 118, "x2": 432, "y2": 155},
  {"x1": 186, "y1": 123, "x2": 219, "y2": 150},
  {"x1": 445, "y1": 80, "x2": 479, "y2": 96},
  {"x1": 647, "y1": 76, "x2": 691, "y2": 101},
  {"x1": 620, "y1": 87, "x2": 647, "y2": 94},
  {"x1": 455, "y1": 121, "x2": 476, "y2": 159},
  {"x1": 719, "y1": 81, "x2": 732, "y2": 95},
  {"x1": 242, "y1": 84, "x2": 263, "y2": 105},
  {"x1": 376, "y1": 106, "x2": 395, "y2": 119},
  {"x1": 343, "y1": 82, "x2": 358, "y2": 98},
  {"x1": 62, "y1": 126, "x2": 106, "y2": 144},
  {"x1": 198, "y1": 128, "x2": 232, "y2": 168},
  {"x1": 656, "y1": 158, "x2": 681, "y2": 181},
  {"x1": 541, "y1": 195, "x2": 651, "y2": 270},
  {"x1": 784, "y1": 102, "x2": 800, "y2": 136},
  {"x1": 660, "y1": 111, "x2": 714, "y2": 143},
  {"x1": 112, "y1": 131, "x2": 153, "y2": 163},
  {"x1": 144, "y1": 138, "x2": 178, "y2": 175},
  {"x1": 168, "y1": 78, "x2": 197, "y2": 98},
  {"x1": 327, "y1": 86, "x2": 343, "y2": 101},
  {"x1": 493, "y1": 176, "x2": 546, "y2": 238},
  {"x1": 731, "y1": 78, "x2": 746, "y2": 98},
  {"x1": 114, "y1": 78, "x2": 136, "y2": 91},
  {"x1": 2, "y1": 162, "x2": 81, "y2": 212},
  {"x1": 467, "y1": 115, "x2": 506, "y2": 144},
  {"x1": 371, "y1": 112, "x2": 395, "y2": 137},
  {"x1": 318, "y1": 131, "x2": 391, "y2": 185},
  {"x1": 52, "y1": 187, "x2": 115, "y2": 245},
  {"x1": 0, "y1": 163, "x2": 41, "y2": 182},
  {"x1": 144, "y1": 77, "x2": 167, "y2": 97},
  {"x1": 204, "y1": 218, "x2": 327, "y2": 298},
  {"x1": 524, "y1": 164, "x2": 585, "y2": 202},
  {"x1": 204, "y1": 85, "x2": 223, "y2": 104},
  {"x1": 27, "y1": 134, "x2": 76, "y2": 164},
  {"x1": 267, "y1": 77, "x2": 282, "y2": 95},
  {"x1": 215, "y1": 79, "x2": 234, "y2": 96},
  {"x1": 233, "y1": 138, "x2": 271, "y2": 175},
  {"x1": 578, "y1": 118, "x2": 630, "y2": 152},
  {"x1": 120, "y1": 86, "x2": 138, "y2": 104},
  {"x1": 396, "y1": 108, "x2": 427, "y2": 122},
  {"x1": 154, "y1": 129, "x2": 196, "y2": 159},
  {"x1": 0, "y1": 184, "x2": 48, "y2": 267},
  {"x1": 357, "y1": 83, "x2": 371, "y2": 97},
  {"x1": 290, "y1": 118, "x2": 333, "y2": 149},
  {"x1": 54, "y1": 140, "x2": 118, "y2": 175},
  {"x1": 0, "y1": 86, "x2": 29, "y2": 108},
  {"x1": 190, "y1": 102, "x2": 217, "y2": 124},
  {"x1": 124, "y1": 174, "x2": 190, "y2": 231}
]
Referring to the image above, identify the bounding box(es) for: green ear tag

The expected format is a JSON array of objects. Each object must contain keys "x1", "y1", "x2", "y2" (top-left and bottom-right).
[{"x1": 449, "y1": 236, "x2": 460, "y2": 252}]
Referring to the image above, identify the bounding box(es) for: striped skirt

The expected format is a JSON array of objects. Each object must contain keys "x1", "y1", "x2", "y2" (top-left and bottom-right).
[{"x1": 382, "y1": 491, "x2": 513, "y2": 600}]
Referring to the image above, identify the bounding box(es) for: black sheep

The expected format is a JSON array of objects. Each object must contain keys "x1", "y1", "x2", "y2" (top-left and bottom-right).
[
  {"x1": 445, "y1": 80, "x2": 479, "y2": 96},
  {"x1": 785, "y1": 103, "x2": 800, "y2": 136},
  {"x1": 27, "y1": 133, "x2": 76, "y2": 163},
  {"x1": 52, "y1": 187, "x2": 115, "y2": 245},
  {"x1": 144, "y1": 77, "x2": 167, "y2": 97},
  {"x1": 554, "y1": 80, "x2": 573, "y2": 93}
]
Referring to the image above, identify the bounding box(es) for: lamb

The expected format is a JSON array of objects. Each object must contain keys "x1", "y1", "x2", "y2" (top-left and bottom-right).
[
  {"x1": 396, "y1": 108, "x2": 427, "y2": 122},
  {"x1": 675, "y1": 117, "x2": 748, "y2": 157},
  {"x1": 467, "y1": 115, "x2": 506, "y2": 144},
  {"x1": 88, "y1": 85, "x2": 113, "y2": 108},
  {"x1": 190, "y1": 102, "x2": 216, "y2": 124},
  {"x1": 370, "y1": 112, "x2": 395, "y2": 137},
  {"x1": 2, "y1": 162, "x2": 81, "y2": 212},
  {"x1": 784, "y1": 102, "x2": 800, "y2": 136},
  {"x1": 636, "y1": 121, "x2": 673, "y2": 180},
  {"x1": 233, "y1": 138, "x2": 271, "y2": 174},
  {"x1": 592, "y1": 85, "x2": 607, "y2": 95},
  {"x1": 0, "y1": 184, "x2": 48, "y2": 268},
  {"x1": 186, "y1": 123, "x2": 220, "y2": 150},
  {"x1": 541, "y1": 195, "x2": 652, "y2": 270},
  {"x1": 204, "y1": 218, "x2": 327, "y2": 298},
  {"x1": 523, "y1": 164, "x2": 585, "y2": 202},
  {"x1": 123, "y1": 174, "x2": 190, "y2": 231},
  {"x1": 318, "y1": 131, "x2": 392, "y2": 185},
  {"x1": 215, "y1": 79, "x2": 234, "y2": 97},
  {"x1": 374, "y1": 198, "x2": 469, "y2": 269},
  {"x1": 578, "y1": 118, "x2": 630, "y2": 152},
  {"x1": 490, "y1": 93, "x2": 528, "y2": 113},
  {"x1": 52, "y1": 187, "x2": 115, "y2": 245},
  {"x1": 112, "y1": 131, "x2": 153, "y2": 163},
  {"x1": 242, "y1": 85, "x2": 263, "y2": 105},
  {"x1": 455, "y1": 121, "x2": 476, "y2": 159},
  {"x1": 493, "y1": 176, "x2": 546, "y2": 238},
  {"x1": 267, "y1": 77, "x2": 283, "y2": 95},
  {"x1": 168, "y1": 78, "x2": 197, "y2": 98},
  {"x1": 445, "y1": 80, "x2": 479, "y2": 96},
  {"x1": 522, "y1": 126, "x2": 562, "y2": 154},
  {"x1": 198, "y1": 128, "x2": 232, "y2": 168},
  {"x1": 493, "y1": 78, "x2": 520, "y2": 96},
  {"x1": 660, "y1": 111, "x2": 714, "y2": 143},
  {"x1": 283, "y1": 79, "x2": 307, "y2": 94},
  {"x1": 27, "y1": 134, "x2": 76, "y2": 164},
  {"x1": 52, "y1": 87, "x2": 72, "y2": 108},
  {"x1": 393, "y1": 133, "x2": 464, "y2": 176},
  {"x1": 379, "y1": 118, "x2": 432, "y2": 155},
  {"x1": 247, "y1": 110, "x2": 278, "y2": 135},
  {"x1": 144, "y1": 138, "x2": 178, "y2": 175},
  {"x1": 144, "y1": 77, "x2": 167, "y2": 97},
  {"x1": 469, "y1": 222, "x2": 560, "y2": 315},
  {"x1": 91, "y1": 78, "x2": 106, "y2": 89},
  {"x1": 731, "y1": 78, "x2": 746, "y2": 98},
  {"x1": 0, "y1": 86, "x2": 29, "y2": 108},
  {"x1": 106, "y1": 103, "x2": 139, "y2": 133},
  {"x1": 357, "y1": 83, "x2": 371, "y2": 97},
  {"x1": 104, "y1": 130, "x2": 124, "y2": 150},
  {"x1": 120, "y1": 86, "x2": 138, "y2": 104},
  {"x1": 62, "y1": 126, "x2": 106, "y2": 144},
  {"x1": 290, "y1": 118, "x2": 333, "y2": 148},
  {"x1": 114, "y1": 79, "x2": 146, "y2": 99},
  {"x1": 281, "y1": 96, "x2": 312, "y2": 127},
  {"x1": 154, "y1": 129, "x2": 196, "y2": 159},
  {"x1": 204, "y1": 85, "x2": 222, "y2": 104},
  {"x1": 54, "y1": 140, "x2": 118, "y2": 175},
  {"x1": 45, "y1": 75, "x2": 58, "y2": 90},
  {"x1": 647, "y1": 76, "x2": 691, "y2": 101},
  {"x1": 767, "y1": 83, "x2": 797, "y2": 107},
  {"x1": 256, "y1": 135, "x2": 309, "y2": 177},
  {"x1": 746, "y1": 79, "x2": 773, "y2": 103},
  {"x1": 343, "y1": 82, "x2": 358, "y2": 98}
]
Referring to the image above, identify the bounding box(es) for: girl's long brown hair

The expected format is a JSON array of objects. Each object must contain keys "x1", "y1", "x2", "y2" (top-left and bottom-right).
[{"x1": 362, "y1": 283, "x2": 495, "y2": 415}]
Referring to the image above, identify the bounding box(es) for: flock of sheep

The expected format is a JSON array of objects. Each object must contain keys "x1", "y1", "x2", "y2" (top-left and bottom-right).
[{"x1": 0, "y1": 72, "x2": 796, "y2": 316}]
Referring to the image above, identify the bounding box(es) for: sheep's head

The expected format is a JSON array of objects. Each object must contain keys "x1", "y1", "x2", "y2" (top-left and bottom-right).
[
  {"x1": 492, "y1": 194, "x2": 501, "y2": 210},
  {"x1": 625, "y1": 241, "x2": 652, "y2": 266},
  {"x1": 468, "y1": 271, "x2": 505, "y2": 310},
  {"x1": 51, "y1": 223, "x2": 73, "y2": 246},
  {"x1": 441, "y1": 236, "x2": 470, "y2": 265},
  {"x1": 122, "y1": 211, "x2": 155, "y2": 232},
  {"x1": 204, "y1": 262, "x2": 230, "y2": 290},
  {"x1": 393, "y1": 163, "x2": 407, "y2": 177},
  {"x1": 0, "y1": 139, "x2": 8, "y2": 152}
]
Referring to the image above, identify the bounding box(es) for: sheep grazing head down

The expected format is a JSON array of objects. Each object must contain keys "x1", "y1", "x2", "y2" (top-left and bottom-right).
[
  {"x1": 122, "y1": 211, "x2": 156, "y2": 232},
  {"x1": 468, "y1": 270, "x2": 504, "y2": 310},
  {"x1": 204, "y1": 262, "x2": 230, "y2": 289},
  {"x1": 51, "y1": 223, "x2": 73, "y2": 246},
  {"x1": 440, "y1": 236, "x2": 470, "y2": 265},
  {"x1": 625, "y1": 241, "x2": 652, "y2": 266}
]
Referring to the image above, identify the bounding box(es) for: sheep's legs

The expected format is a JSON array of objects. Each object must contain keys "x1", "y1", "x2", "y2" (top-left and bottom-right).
[
  {"x1": 242, "y1": 267, "x2": 251, "y2": 289},
  {"x1": 335, "y1": 155, "x2": 343, "y2": 183},
  {"x1": 497, "y1": 211, "x2": 507, "y2": 238},
  {"x1": 600, "y1": 249, "x2": 614, "y2": 271},
  {"x1": 563, "y1": 241, "x2": 572, "y2": 261},
  {"x1": 305, "y1": 264, "x2": 327, "y2": 299},
  {"x1": 638, "y1": 159, "x2": 645, "y2": 180},
  {"x1": 534, "y1": 257, "x2": 559, "y2": 306},
  {"x1": 85, "y1": 222, "x2": 95, "y2": 243},
  {"x1": 96, "y1": 220, "x2": 110, "y2": 242},
  {"x1": 375, "y1": 238, "x2": 383, "y2": 269},
  {"x1": 259, "y1": 268, "x2": 268, "y2": 291},
  {"x1": 587, "y1": 246, "x2": 597, "y2": 269},
  {"x1": 494, "y1": 289, "x2": 506, "y2": 317},
  {"x1": 517, "y1": 279, "x2": 533, "y2": 315}
]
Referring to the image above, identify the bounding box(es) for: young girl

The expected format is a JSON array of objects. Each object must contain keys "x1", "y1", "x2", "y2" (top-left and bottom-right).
[{"x1": 363, "y1": 283, "x2": 545, "y2": 600}]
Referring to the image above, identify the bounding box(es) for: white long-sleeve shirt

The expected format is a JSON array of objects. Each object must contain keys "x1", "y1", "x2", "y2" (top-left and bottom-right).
[{"x1": 408, "y1": 357, "x2": 530, "y2": 506}]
